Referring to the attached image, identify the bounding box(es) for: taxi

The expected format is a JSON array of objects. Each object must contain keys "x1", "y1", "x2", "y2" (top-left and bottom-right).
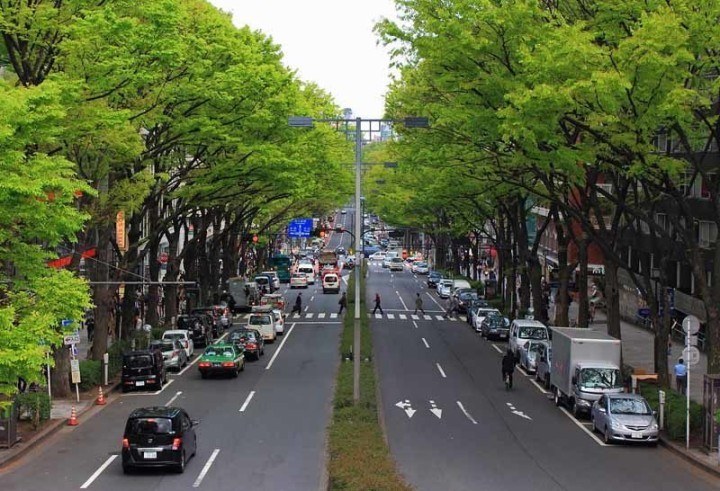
[{"x1": 197, "y1": 344, "x2": 245, "y2": 378}]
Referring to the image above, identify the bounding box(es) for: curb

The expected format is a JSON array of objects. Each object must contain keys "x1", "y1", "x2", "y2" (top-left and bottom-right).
[
  {"x1": 0, "y1": 383, "x2": 120, "y2": 470},
  {"x1": 660, "y1": 436, "x2": 720, "y2": 479}
]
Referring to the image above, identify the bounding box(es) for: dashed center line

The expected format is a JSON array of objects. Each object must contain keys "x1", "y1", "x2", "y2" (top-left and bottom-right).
[
  {"x1": 456, "y1": 401, "x2": 478, "y2": 425},
  {"x1": 80, "y1": 455, "x2": 117, "y2": 489},
  {"x1": 422, "y1": 337, "x2": 430, "y2": 348},
  {"x1": 239, "y1": 390, "x2": 256, "y2": 412},
  {"x1": 396, "y1": 291, "x2": 409, "y2": 310},
  {"x1": 165, "y1": 391, "x2": 182, "y2": 407},
  {"x1": 492, "y1": 344, "x2": 503, "y2": 354},
  {"x1": 193, "y1": 448, "x2": 221, "y2": 487},
  {"x1": 436, "y1": 363, "x2": 447, "y2": 378},
  {"x1": 265, "y1": 323, "x2": 295, "y2": 370}
]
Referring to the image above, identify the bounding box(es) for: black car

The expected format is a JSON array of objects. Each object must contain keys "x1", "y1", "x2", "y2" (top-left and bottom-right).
[
  {"x1": 177, "y1": 314, "x2": 212, "y2": 347},
  {"x1": 480, "y1": 313, "x2": 511, "y2": 340},
  {"x1": 121, "y1": 350, "x2": 167, "y2": 392},
  {"x1": 228, "y1": 328, "x2": 265, "y2": 360},
  {"x1": 427, "y1": 271, "x2": 443, "y2": 288},
  {"x1": 122, "y1": 406, "x2": 198, "y2": 474},
  {"x1": 190, "y1": 307, "x2": 225, "y2": 337},
  {"x1": 457, "y1": 291, "x2": 480, "y2": 314}
]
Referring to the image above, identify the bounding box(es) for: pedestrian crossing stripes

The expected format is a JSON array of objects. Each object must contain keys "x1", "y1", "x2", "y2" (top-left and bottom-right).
[{"x1": 237, "y1": 313, "x2": 459, "y2": 322}]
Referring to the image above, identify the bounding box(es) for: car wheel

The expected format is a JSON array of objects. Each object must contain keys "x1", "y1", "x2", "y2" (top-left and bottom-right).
[
  {"x1": 232, "y1": 367, "x2": 239, "y2": 378},
  {"x1": 155, "y1": 376, "x2": 163, "y2": 391},
  {"x1": 603, "y1": 426, "x2": 613, "y2": 444},
  {"x1": 176, "y1": 451, "x2": 186, "y2": 473},
  {"x1": 554, "y1": 389, "x2": 562, "y2": 407},
  {"x1": 240, "y1": 360, "x2": 245, "y2": 371},
  {"x1": 122, "y1": 386, "x2": 130, "y2": 393},
  {"x1": 544, "y1": 376, "x2": 550, "y2": 390}
]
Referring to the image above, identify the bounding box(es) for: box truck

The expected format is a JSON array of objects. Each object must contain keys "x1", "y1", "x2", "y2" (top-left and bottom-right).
[{"x1": 549, "y1": 327, "x2": 624, "y2": 417}]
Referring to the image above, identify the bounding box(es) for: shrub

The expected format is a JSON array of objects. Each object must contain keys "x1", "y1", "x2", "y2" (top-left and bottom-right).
[
  {"x1": 15, "y1": 392, "x2": 51, "y2": 428},
  {"x1": 151, "y1": 327, "x2": 166, "y2": 340},
  {"x1": 78, "y1": 360, "x2": 102, "y2": 391},
  {"x1": 640, "y1": 382, "x2": 703, "y2": 440},
  {"x1": 108, "y1": 340, "x2": 131, "y2": 379}
]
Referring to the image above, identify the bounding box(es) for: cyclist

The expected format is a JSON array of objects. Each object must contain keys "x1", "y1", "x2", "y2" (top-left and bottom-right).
[{"x1": 502, "y1": 348, "x2": 515, "y2": 389}]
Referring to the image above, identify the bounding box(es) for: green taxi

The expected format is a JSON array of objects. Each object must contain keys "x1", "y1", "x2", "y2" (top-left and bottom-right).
[{"x1": 197, "y1": 343, "x2": 245, "y2": 378}]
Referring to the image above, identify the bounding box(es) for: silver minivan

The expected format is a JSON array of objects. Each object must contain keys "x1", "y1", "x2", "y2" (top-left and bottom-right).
[{"x1": 508, "y1": 319, "x2": 548, "y2": 361}]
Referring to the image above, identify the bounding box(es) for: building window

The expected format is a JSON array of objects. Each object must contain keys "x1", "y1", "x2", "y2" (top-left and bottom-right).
[
  {"x1": 655, "y1": 213, "x2": 668, "y2": 234},
  {"x1": 652, "y1": 132, "x2": 668, "y2": 153},
  {"x1": 698, "y1": 221, "x2": 718, "y2": 248}
]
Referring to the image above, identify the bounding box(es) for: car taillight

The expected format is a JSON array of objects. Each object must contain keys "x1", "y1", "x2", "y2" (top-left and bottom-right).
[
  {"x1": 245, "y1": 343, "x2": 256, "y2": 350},
  {"x1": 172, "y1": 438, "x2": 182, "y2": 451},
  {"x1": 199, "y1": 362, "x2": 211, "y2": 368},
  {"x1": 222, "y1": 361, "x2": 235, "y2": 367},
  {"x1": 122, "y1": 438, "x2": 130, "y2": 449}
]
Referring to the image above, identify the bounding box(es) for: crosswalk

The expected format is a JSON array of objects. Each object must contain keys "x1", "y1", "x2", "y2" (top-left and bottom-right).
[{"x1": 235, "y1": 313, "x2": 458, "y2": 322}]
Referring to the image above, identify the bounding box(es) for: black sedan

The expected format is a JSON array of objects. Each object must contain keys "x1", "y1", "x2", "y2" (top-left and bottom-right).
[
  {"x1": 228, "y1": 328, "x2": 265, "y2": 360},
  {"x1": 427, "y1": 271, "x2": 443, "y2": 288}
]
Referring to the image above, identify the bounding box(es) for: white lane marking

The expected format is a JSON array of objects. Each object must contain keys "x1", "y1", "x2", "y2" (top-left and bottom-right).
[
  {"x1": 375, "y1": 314, "x2": 382, "y2": 319},
  {"x1": 311, "y1": 296, "x2": 315, "y2": 301},
  {"x1": 342, "y1": 276, "x2": 349, "y2": 285},
  {"x1": 122, "y1": 378, "x2": 176, "y2": 397},
  {"x1": 399, "y1": 314, "x2": 407, "y2": 320},
  {"x1": 422, "y1": 338, "x2": 430, "y2": 349},
  {"x1": 293, "y1": 313, "x2": 300, "y2": 318},
  {"x1": 436, "y1": 363, "x2": 447, "y2": 378},
  {"x1": 435, "y1": 315, "x2": 444, "y2": 321},
  {"x1": 304, "y1": 306, "x2": 309, "y2": 312},
  {"x1": 265, "y1": 323, "x2": 295, "y2": 370},
  {"x1": 306, "y1": 313, "x2": 314, "y2": 319},
  {"x1": 318, "y1": 313, "x2": 326, "y2": 319},
  {"x1": 330, "y1": 313, "x2": 338, "y2": 319},
  {"x1": 165, "y1": 391, "x2": 182, "y2": 407},
  {"x1": 396, "y1": 291, "x2": 409, "y2": 310},
  {"x1": 411, "y1": 314, "x2": 419, "y2": 320},
  {"x1": 456, "y1": 401, "x2": 478, "y2": 425},
  {"x1": 291, "y1": 321, "x2": 342, "y2": 325},
  {"x1": 559, "y1": 407, "x2": 608, "y2": 446},
  {"x1": 176, "y1": 333, "x2": 228, "y2": 376},
  {"x1": 492, "y1": 344, "x2": 503, "y2": 354},
  {"x1": 239, "y1": 391, "x2": 256, "y2": 412},
  {"x1": 529, "y1": 378, "x2": 549, "y2": 394},
  {"x1": 412, "y1": 321, "x2": 418, "y2": 329},
  {"x1": 80, "y1": 455, "x2": 118, "y2": 489},
  {"x1": 387, "y1": 313, "x2": 395, "y2": 320},
  {"x1": 423, "y1": 315, "x2": 432, "y2": 320},
  {"x1": 193, "y1": 448, "x2": 221, "y2": 487},
  {"x1": 426, "y1": 292, "x2": 444, "y2": 309}
]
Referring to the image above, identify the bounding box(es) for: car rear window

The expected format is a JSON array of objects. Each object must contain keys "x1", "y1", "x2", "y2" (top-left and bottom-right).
[
  {"x1": 249, "y1": 315, "x2": 271, "y2": 325},
  {"x1": 129, "y1": 417, "x2": 173, "y2": 435},
  {"x1": 164, "y1": 333, "x2": 184, "y2": 341},
  {"x1": 125, "y1": 355, "x2": 153, "y2": 368}
]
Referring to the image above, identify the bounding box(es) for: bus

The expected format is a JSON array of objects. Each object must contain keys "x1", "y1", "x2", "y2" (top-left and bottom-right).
[{"x1": 269, "y1": 254, "x2": 292, "y2": 283}]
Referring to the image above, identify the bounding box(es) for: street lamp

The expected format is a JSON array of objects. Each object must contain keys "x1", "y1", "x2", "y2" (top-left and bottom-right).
[{"x1": 289, "y1": 114, "x2": 428, "y2": 404}]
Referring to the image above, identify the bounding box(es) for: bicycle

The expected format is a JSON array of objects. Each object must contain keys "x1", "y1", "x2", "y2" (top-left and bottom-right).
[{"x1": 504, "y1": 372, "x2": 512, "y2": 391}]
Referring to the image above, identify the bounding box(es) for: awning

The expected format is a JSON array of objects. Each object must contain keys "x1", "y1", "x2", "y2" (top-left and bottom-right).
[{"x1": 47, "y1": 248, "x2": 96, "y2": 269}]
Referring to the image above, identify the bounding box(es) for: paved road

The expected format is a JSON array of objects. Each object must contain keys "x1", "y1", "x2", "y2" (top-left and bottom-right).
[
  {"x1": 370, "y1": 262, "x2": 720, "y2": 491},
  {"x1": 0, "y1": 216, "x2": 353, "y2": 491}
]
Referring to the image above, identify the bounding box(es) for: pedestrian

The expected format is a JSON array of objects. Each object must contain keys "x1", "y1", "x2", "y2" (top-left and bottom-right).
[
  {"x1": 86, "y1": 317, "x2": 95, "y2": 343},
  {"x1": 588, "y1": 302, "x2": 596, "y2": 323},
  {"x1": 338, "y1": 292, "x2": 348, "y2": 314},
  {"x1": 372, "y1": 293, "x2": 384, "y2": 315},
  {"x1": 291, "y1": 293, "x2": 302, "y2": 314},
  {"x1": 674, "y1": 358, "x2": 687, "y2": 394},
  {"x1": 413, "y1": 293, "x2": 425, "y2": 315}
]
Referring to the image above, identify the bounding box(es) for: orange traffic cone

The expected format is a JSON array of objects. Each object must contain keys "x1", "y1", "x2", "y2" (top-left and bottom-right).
[
  {"x1": 95, "y1": 386, "x2": 106, "y2": 406},
  {"x1": 67, "y1": 406, "x2": 79, "y2": 426}
]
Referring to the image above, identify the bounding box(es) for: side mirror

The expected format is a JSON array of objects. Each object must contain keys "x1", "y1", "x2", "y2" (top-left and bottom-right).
[{"x1": 652, "y1": 410, "x2": 658, "y2": 419}]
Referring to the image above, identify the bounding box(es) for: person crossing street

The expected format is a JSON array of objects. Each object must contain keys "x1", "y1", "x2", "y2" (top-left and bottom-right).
[
  {"x1": 372, "y1": 292, "x2": 384, "y2": 315},
  {"x1": 338, "y1": 292, "x2": 348, "y2": 314},
  {"x1": 413, "y1": 293, "x2": 426, "y2": 315},
  {"x1": 291, "y1": 292, "x2": 302, "y2": 315}
]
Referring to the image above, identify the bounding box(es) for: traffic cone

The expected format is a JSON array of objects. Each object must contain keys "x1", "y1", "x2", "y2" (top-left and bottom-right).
[
  {"x1": 67, "y1": 406, "x2": 79, "y2": 426},
  {"x1": 95, "y1": 386, "x2": 106, "y2": 406}
]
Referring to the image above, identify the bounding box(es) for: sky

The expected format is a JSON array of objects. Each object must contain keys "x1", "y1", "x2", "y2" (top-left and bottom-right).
[{"x1": 208, "y1": 0, "x2": 399, "y2": 119}]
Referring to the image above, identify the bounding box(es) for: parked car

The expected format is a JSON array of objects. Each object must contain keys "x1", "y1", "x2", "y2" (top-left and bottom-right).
[
  {"x1": 508, "y1": 319, "x2": 548, "y2": 362},
  {"x1": 437, "y1": 279, "x2": 454, "y2": 298},
  {"x1": 198, "y1": 343, "x2": 245, "y2": 378},
  {"x1": 254, "y1": 274, "x2": 275, "y2": 293},
  {"x1": 535, "y1": 342, "x2": 552, "y2": 389},
  {"x1": 259, "y1": 293, "x2": 286, "y2": 311},
  {"x1": 590, "y1": 394, "x2": 659, "y2": 446},
  {"x1": 121, "y1": 350, "x2": 167, "y2": 392},
  {"x1": 290, "y1": 272, "x2": 308, "y2": 289},
  {"x1": 322, "y1": 273, "x2": 340, "y2": 294},
  {"x1": 162, "y1": 329, "x2": 194, "y2": 358},
  {"x1": 149, "y1": 339, "x2": 188, "y2": 372},
  {"x1": 519, "y1": 340, "x2": 550, "y2": 374},
  {"x1": 427, "y1": 271, "x2": 443, "y2": 288},
  {"x1": 456, "y1": 291, "x2": 479, "y2": 314},
  {"x1": 413, "y1": 261, "x2": 429, "y2": 274},
  {"x1": 177, "y1": 314, "x2": 212, "y2": 347},
  {"x1": 471, "y1": 307, "x2": 500, "y2": 332},
  {"x1": 190, "y1": 306, "x2": 227, "y2": 336},
  {"x1": 261, "y1": 271, "x2": 281, "y2": 291},
  {"x1": 369, "y1": 251, "x2": 387, "y2": 262},
  {"x1": 122, "y1": 406, "x2": 198, "y2": 474},
  {"x1": 228, "y1": 328, "x2": 265, "y2": 360},
  {"x1": 465, "y1": 299, "x2": 490, "y2": 325},
  {"x1": 480, "y1": 314, "x2": 511, "y2": 340}
]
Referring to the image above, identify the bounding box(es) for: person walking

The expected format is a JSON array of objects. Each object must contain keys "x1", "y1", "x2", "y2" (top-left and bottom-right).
[
  {"x1": 674, "y1": 358, "x2": 688, "y2": 394},
  {"x1": 338, "y1": 292, "x2": 348, "y2": 315},
  {"x1": 86, "y1": 317, "x2": 95, "y2": 343},
  {"x1": 372, "y1": 293, "x2": 384, "y2": 315},
  {"x1": 291, "y1": 293, "x2": 302, "y2": 315},
  {"x1": 413, "y1": 293, "x2": 426, "y2": 315}
]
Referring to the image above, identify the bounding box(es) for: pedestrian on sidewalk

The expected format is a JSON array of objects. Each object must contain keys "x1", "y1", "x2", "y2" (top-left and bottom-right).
[
  {"x1": 414, "y1": 293, "x2": 426, "y2": 315},
  {"x1": 291, "y1": 293, "x2": 302, "y2": 314},
  {"x1": 372, "y1": 293, "x2": 384, "y2": 315},
  {"x1": 674, "y1": 358, "x2": 687, "y2": 394},
  {"x1": 86, "y1": 317, "x2": 95, "y2": 343},
  {"x1": 338, "y1": 292, "x2": 348, "y2": 314}
]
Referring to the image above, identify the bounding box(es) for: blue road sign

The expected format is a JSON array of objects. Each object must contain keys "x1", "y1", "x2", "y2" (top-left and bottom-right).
[
  {"x1": 61, "y1": 319, "x2": 73, "y2": 327},
  {"x1": 287, "y1": 218, "x2": 313, "y2": 238}
]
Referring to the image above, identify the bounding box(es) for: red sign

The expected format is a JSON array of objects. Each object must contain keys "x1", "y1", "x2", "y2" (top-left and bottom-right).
[{"x1": 158, "y1": 252, "x2": 169, "y2": 264}]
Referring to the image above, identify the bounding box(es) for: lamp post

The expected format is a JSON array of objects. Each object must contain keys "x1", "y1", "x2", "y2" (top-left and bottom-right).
[{"x1": 289, "y1": 114, "x2": 428, "y2": 404}]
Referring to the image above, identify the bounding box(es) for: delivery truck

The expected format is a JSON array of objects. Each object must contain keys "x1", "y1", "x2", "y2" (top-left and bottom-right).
[{"x1": 549, "y1": 327, "x2": 624, "y2": 417}]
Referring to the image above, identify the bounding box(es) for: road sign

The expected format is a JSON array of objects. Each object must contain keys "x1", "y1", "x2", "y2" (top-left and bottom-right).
[
  {"x1": 683, "y1": 346, "x2": 701, "y2": 366},
  {"x1": 70, "y1": 359, "x2": 81, "y2": 384},
  {"x1": 683, "y1": 315, "x2": 700, "y2": 335},
  {"x1": 63, "y1": 334, "x2": 81, "y2": 346},
  {"x1": 287, "y1": 218, "x2": 313, "y2": 238},
  {"x1": 61, "y1": 319, "x2": 73, "y2": 328},
  {"x1": 688, "y1": 335, "x2": 699, "y2": 347}
]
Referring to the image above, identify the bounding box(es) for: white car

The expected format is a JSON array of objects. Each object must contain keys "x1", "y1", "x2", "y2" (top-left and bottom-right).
[
  {"x1": 437, "y1": 279, "x2": 454, "y2": 298},
  {"x1": 413, "y1": 261, "x2": 429, "y2": 274},
  {"x1": 261, "y1": 271, "x2": 281, "y2": 291},
  {"x1": 369, "y1": 251, "x2": 386, "y2": 262},
  {"x1": 296, "y1": 264, "x2": 316, "y2": 284},
  {"x1": 290, "y1": 272, "x2": 308, "y2": 288},
  {"x1": 272, "y1": 308, "x2": 285, "y2": 335},
  {"x1": 322, "y1": 273, "x2": 340, "y2": 294},
  {"x1": 162, "y1": 329, "x2": 194, "y2": 358},
  {"x1": 471, "y1": 307, "x2": 501, "y2": 332},
  {"x1": 248, "y1": 310, "x2": 277, "y2": 342}
]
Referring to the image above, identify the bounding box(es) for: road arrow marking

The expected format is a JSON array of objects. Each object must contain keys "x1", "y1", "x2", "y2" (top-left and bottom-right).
[
  {"x1": 429, "y1": 400, "x2": 442, "y2": 419},
  {"x1": 512, "y1": 410, "x2": 532, "y2": 420},
  {"x1": 405, "y1": 408, "x2": 416, "y2": 418},
  {"x1": 396, "y1": 399, "x2": 416, "y2": 418}
]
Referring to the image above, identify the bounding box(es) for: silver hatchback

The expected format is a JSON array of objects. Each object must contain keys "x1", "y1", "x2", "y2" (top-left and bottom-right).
[{"x1": 590, "y1": 393, "x2": 659, "y2": 446}]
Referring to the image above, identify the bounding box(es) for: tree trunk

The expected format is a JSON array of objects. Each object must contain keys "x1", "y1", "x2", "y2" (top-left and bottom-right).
[
  {"x1": 576, "y1": 235, "x2": 589, "y2": 327},
  {"x1": 555, "y1": 236, "x2": 571, "y2": 327},
  {"x1": 90, "y1": 225, "x2": 115, "y2": 361},
  {"x1": 50, "y1": 345, "x2": 71, "y2": 398},
  {"x1": 604, "y1": 262, "x2": 622, "y2": 340}
]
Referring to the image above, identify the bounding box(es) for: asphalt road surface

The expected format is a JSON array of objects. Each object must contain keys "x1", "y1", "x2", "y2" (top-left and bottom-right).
[
  {"x1": 0, "y1": 214, "x2": 353, "y2": 491},
  {"x1": 369, "y1": 261, "x2": 720, "y2": 491}
]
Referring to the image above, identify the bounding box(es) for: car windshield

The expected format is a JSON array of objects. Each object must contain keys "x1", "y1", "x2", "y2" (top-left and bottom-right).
[
  {"x1": 580, "y1": 368, "x2": 622, "y2": 390},
  {"x1": 610, "y1": 398, "x2": 652, "y2": 415},
  {"x1": 221, "y1": 348, "x2": 235, "y2": 357},
  {"x1": 249, "y1": 316, "x2": 271, "y2": 325},
  {"x1": 164, "y1": 333, "x2": 184, "y2": 341},
  {"x1": 125, "y1": 355, "x2": 152, "y2": 368},
  {"x1": 519, "y1": 327, "x2": 547, "y2": 340},
  {"x1": 130, "y1": 417, "x2": 173, "y2": 435}
]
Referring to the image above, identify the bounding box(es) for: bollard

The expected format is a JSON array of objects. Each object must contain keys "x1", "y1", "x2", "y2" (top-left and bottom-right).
[
  {"x1": 103, "y1": 352, "x2": 109, "y2": 386},
  {"x1": 659, "y1": 390, "x2": 665, "y2": 430}
]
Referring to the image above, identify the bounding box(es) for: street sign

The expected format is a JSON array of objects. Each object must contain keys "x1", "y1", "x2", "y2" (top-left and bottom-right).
[
  {"x1": 287, "y1": 218, "x2": 313, "y2": 238},
  {"x1": 688, "y1": 335, "x2": 699, "y2": 347},
  {"x1": 61, "y1": 319, "x2": 73, "y2": 327},
  {"x1": 683, "y1": 346, "x2": 701, "y2": 366},
  {"x1": 683, "y1": 315, "x2": 700, "y2": 335},
  {"x1": 63, "y1": 334, "x2": 81, "y2": 346},
  {"x1": 70, "y1": 359, "x2": 81, "y2": 384}
]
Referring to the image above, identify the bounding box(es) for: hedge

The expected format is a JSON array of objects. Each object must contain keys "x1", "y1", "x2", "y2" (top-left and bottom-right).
[
  {"x1": 15, "y1": 392, "x2": 51, "y2": 428},
  {"x1": 640, "y1": 382, "x2": 703, "y2": 440}
]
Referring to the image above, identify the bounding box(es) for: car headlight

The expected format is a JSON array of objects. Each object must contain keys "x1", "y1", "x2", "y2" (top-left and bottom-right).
[
  {"x1": 611, "y1": 421, "x2": 624, "y2": 430},
  {"x1": 650, "y1": 422, "x2": 658, "y2": 430}
]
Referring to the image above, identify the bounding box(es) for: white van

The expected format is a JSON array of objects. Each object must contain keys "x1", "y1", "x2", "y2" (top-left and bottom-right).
[
  {"x1": 248, "y1": 306, "x2": 277, "y2": 342},
  {"x1": 296, "y1": 264, "x2": 316, "y2": 284},
  {"x1": 509, "y1": 319, "x2": 549, "y2": 361},
  {"x1": 322, "y1": 273, "x2": 340, "y2": 294}
]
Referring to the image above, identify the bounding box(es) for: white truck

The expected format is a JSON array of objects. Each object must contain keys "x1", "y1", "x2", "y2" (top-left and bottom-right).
[{"x1": 550, "y1": 327, "x2": 624, "y2": 417}]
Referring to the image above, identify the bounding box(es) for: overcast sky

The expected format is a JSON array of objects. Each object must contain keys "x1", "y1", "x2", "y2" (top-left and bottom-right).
[{"x1": 208, "y1": 0, "x2": 398, "y2": 118}]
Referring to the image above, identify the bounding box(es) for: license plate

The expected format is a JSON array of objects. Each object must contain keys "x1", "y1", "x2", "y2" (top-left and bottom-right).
[
  {"x1": 135, "y1": 381, "x2": 145, "y2": 387},
  {"x1": 631, "y1": 432, "x2": 643, "y2": 439},
  {"x1": 500, "y1": 334, "x2": 507, "y2": 338},
  {"x1": 213, "y1": 362, "x2": 220, "y2": 367},
  {"x1": 143, "y1": 451, "x2": 157, "y2": 459}
]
